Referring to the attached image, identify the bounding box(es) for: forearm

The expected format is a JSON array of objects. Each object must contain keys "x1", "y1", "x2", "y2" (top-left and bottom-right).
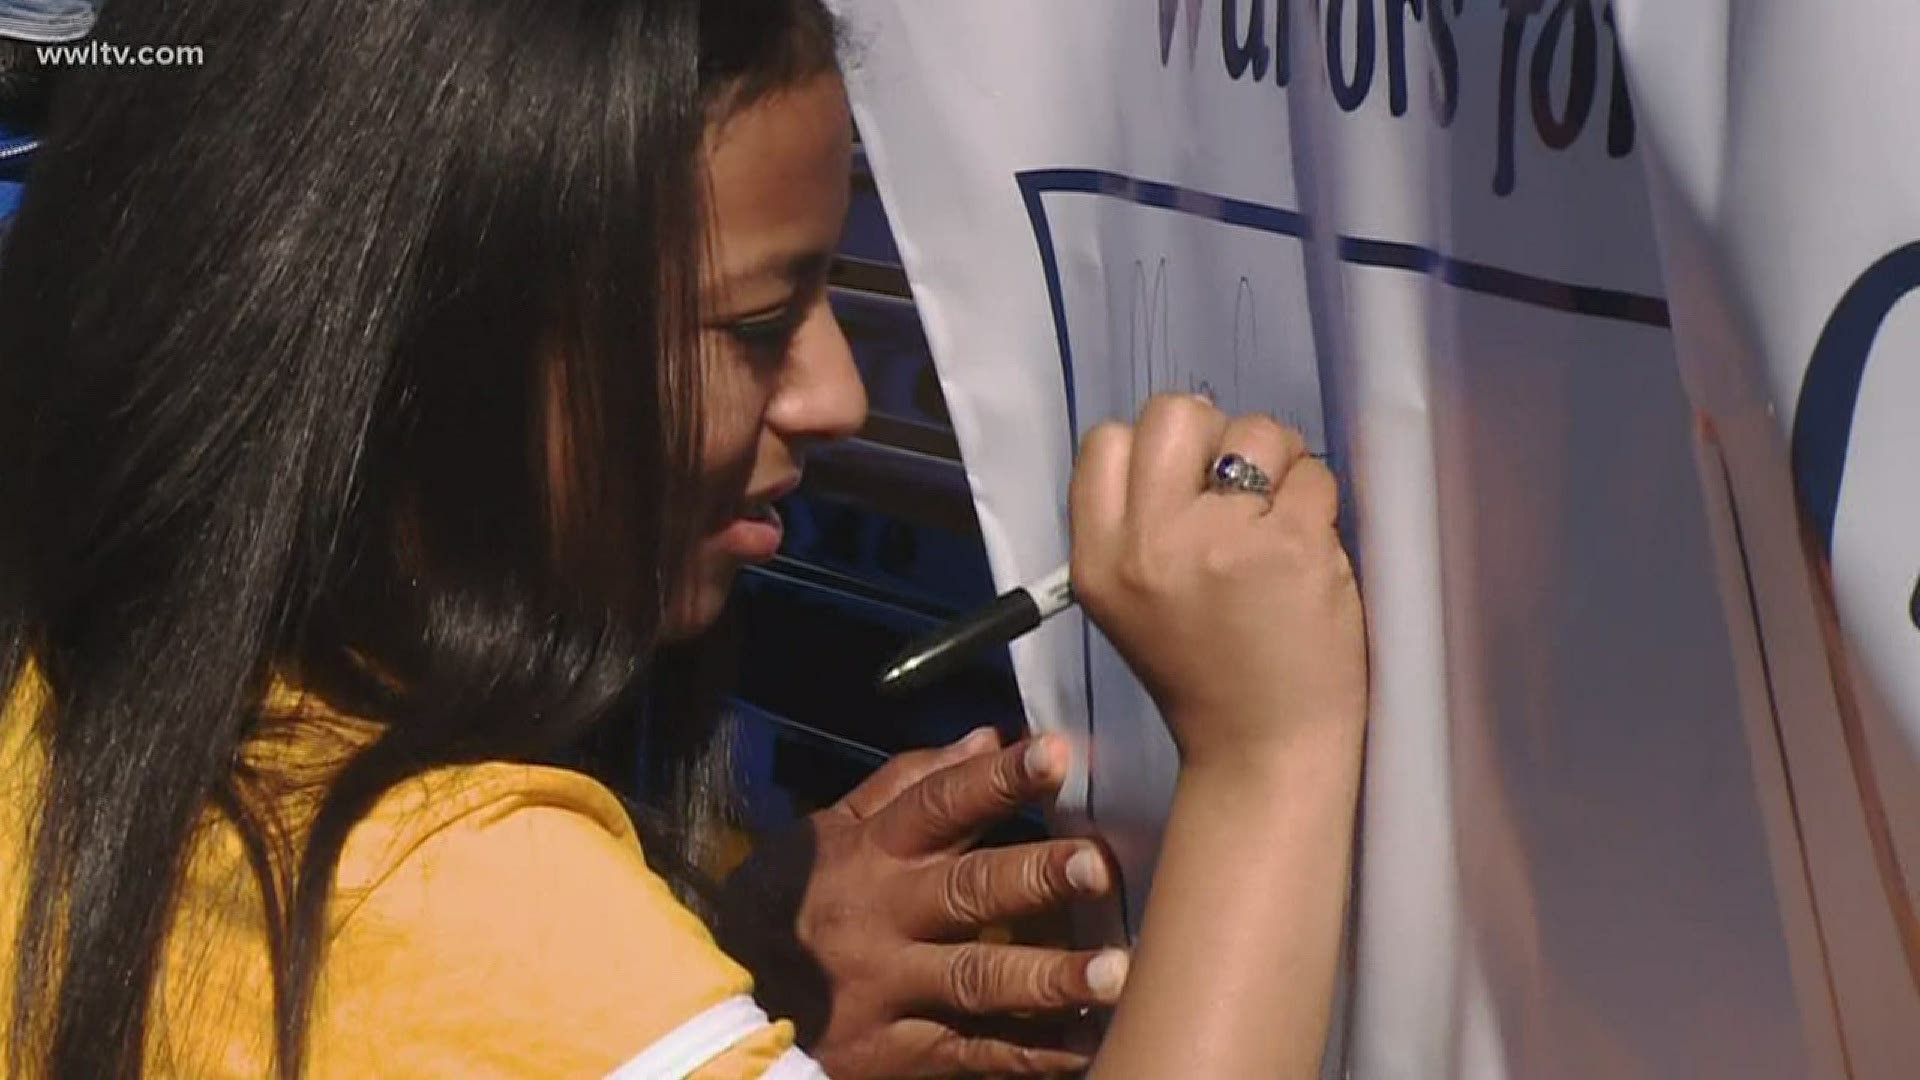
[{"x1": 1090, "y1": 722, "x2": 1364, "y2": 1079}]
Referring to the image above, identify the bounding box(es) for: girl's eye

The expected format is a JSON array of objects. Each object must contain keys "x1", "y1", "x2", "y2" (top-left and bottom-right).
[{"x1": 726, "y1": 307, "x2": 802, "y2": 361}]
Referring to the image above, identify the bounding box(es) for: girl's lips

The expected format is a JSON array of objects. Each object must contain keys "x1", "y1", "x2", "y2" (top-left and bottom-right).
[
  {"x1": 709, "y1": 470, "x2": 799, "y2": 561},
  {"x1": 714, "y1": 501, "x2": 784, "y2": 562}
]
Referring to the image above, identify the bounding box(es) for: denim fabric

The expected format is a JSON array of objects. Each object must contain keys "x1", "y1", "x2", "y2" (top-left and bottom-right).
[{"x1": 0, "y1": 0, "x2": 95, "y2": 44}]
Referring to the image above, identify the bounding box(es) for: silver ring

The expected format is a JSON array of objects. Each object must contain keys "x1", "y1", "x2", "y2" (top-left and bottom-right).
[{"x1": 1207, "y1": 452, "x2": 1273, "y2": 496}]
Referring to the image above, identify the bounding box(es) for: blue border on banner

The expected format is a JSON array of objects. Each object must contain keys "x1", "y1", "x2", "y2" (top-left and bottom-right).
[
  {"x1": 1013, "y1": 166, "x2": 1675, "y2": 938},
  {"x1": 1015, "y1": 166, "x2": 1672, "y2": 436}
]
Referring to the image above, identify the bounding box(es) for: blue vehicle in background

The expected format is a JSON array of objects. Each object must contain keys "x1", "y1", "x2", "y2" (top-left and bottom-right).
[
  {"x1": 0, "y1": 127, "x2": 29, "y2": 218},
  {"x1": 1, "y1": 6, "x2": 70, "y2": 217}
]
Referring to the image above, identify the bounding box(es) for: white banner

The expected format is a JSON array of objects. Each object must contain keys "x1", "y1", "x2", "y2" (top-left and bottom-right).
[{"x1": 836, "y1": 1, "x2": 1919, "y2": 1075}]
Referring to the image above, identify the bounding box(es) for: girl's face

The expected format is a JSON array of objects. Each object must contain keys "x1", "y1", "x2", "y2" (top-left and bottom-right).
[{"x1": 668, "y1": 72, "x2": 865, "y2": 639}]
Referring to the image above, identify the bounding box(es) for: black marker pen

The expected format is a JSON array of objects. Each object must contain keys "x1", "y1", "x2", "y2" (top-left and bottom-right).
[{"x1": 874, "y1": 564, "x2": 1074, "y2": 696}]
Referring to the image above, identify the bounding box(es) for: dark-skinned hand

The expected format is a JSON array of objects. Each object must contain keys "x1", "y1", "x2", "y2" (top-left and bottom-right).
[{"x1": 716, "y1": 728, "x2": 1125, "y2": 1078}]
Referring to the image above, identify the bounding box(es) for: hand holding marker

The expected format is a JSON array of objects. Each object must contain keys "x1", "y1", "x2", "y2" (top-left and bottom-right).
[{"x1": 874, "y1": 449, "x2": 1278, "y2": 695}]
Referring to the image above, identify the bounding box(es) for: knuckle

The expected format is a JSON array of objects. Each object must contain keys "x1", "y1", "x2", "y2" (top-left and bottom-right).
[
  {"x1": 1005, "y1": 1047, "x2": 1052, "y2": 1075},
  {"x1": 795, "y1": 896, "x2": 857, "y2": 956},
  {"x1": 1017, "y1": 1046, "x2": 1054, "y2": 1074},
  {"x1": 1080, "y1": 419, "x2": 1132, "y2": 456},
  {"x1": 949, "y1": 1034, "x2": 1018, "y2": 1074},
  {"x1": 944, "y1": 945, "x2": 995, "y2": 1013},
  {"x1": 924, "y1": 1026, "x2": 969, "y2": 1065},
  {"x1": 990, "y1": 750, "x2": 1028, "y2": 803},
  {"x1": 1198, "y1": 536, "x2": 1241, "y2": 579},
  {"x1": 1004, "y1": 1042, "x2": 1055, "y2": 1074},
  {"x1": 1147, "y1": 390, "x2": 1213, "y2": 425},
  {"x1": 1271, "y1": 526, "x2": 1319, "y2": 572},
  {"x1": 1243, "y1": 411, "x2": 1290, "y2": 446},
  {"x1": 1116, "y1": 544, "x2": 1173, "y2": 595},
  {"x1": 1142, "y1": 390, "x2": 1181, "y2": 415},
  {"x1": 941, "y1": 854, "x2": 995, "y2": 928},
  {"x1": 1025, "y1": 848, "x2": 1067, "y2": 902},
  {"x1": 915, "y1": 776, "x2": 963, "y2": 835},
  {"x1": 1300, "y1": 454, "x2": 1338, "y2": 495},
  {"x1": 1028, "y1": 956, "x2": 1075, "y2": 1007},
  {"x1": 885, "y1": 746, "x2": 941, "y2": 779},
  {"x1": 1301, "y1": 454, "x2": 1339, "y2": 491},
  {"x1": 1304, "y1": 541, "x2": 1356, "y2": 597},
  {"x1": 1275, "y1": 462, "x2": 1336, "y2": 526}
]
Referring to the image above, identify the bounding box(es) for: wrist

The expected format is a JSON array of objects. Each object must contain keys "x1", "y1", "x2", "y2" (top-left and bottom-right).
[{"x1": 1174, "y1": 712, "x2": 1365, "y2": 801}]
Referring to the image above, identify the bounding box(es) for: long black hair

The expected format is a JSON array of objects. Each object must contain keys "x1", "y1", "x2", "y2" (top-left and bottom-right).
[{"x1": 0, "y1": 1, "x2": 839, "y2": 1076}]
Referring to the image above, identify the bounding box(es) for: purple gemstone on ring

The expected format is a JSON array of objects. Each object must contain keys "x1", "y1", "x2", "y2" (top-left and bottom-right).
[{"x1": 1214, "y1": 453, "x2": 1243, "y2": 484}]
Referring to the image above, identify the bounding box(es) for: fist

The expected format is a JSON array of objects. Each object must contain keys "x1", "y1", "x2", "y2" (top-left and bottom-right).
[{"x1": 1068, "y1": 394, "x2": 1366, "y2": 771}]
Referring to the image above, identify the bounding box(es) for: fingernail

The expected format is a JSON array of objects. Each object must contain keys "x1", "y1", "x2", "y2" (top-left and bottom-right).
[
  {"x1": 1066, "y1": 847, "x2": 1109, "y2": 894},
  {"x1": 1024, "y1": 735, "x2": 1066, "y2": 781},
  {"x1": 1087, "y1": 949, "x2": 1129, "y2": 1002}
]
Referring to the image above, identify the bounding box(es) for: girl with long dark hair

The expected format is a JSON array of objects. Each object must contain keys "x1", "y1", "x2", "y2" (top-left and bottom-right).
[{"x1": 0, "y1": 0, "x2": 1367, "y2": 1076}]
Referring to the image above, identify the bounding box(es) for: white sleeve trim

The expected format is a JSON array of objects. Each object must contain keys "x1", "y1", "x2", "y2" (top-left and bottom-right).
[
  {"x1": 762, "y1": 1047, "x2": 829, "y2": 1080},
  {"x1": 604, "y1": 994, "x2": 789, "y2": 1080}
]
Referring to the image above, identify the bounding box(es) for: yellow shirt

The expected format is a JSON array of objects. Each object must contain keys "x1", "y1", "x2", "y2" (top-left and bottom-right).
[{"x1": 0, "y1": 670, "x2": 811, "y2": 1078}]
